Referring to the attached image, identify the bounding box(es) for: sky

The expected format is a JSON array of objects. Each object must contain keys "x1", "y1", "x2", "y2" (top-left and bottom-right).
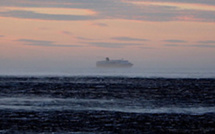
[{"x1": 0, "y1": 0, "x2": 215, "y2": 74}]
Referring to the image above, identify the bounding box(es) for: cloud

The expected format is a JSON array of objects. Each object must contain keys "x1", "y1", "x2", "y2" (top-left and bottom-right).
[
  {"x1": 163, "y1": 40, "x2": 187, "y2": 43},
  {"x1": 2, "y1": 0, "x2": 214, "y2": 7},
  {"x1": 0, "y1": 35, "x2": 4, "y2": 37},
  {"x1": 61, "y1": 31, "x2": 73, "y2": 35},
  {"x1": 92, "y1": 23, "x2": 108, "y2": 27},
  {"x1": 0, "y1": 10, "x2": 97, "y2": 21},
  {"x1": 164, "y1": 44, "x2": 215, "y2": 48},
  {"x1": 130, "y1": 0, "x2": 215, "y2": 5},
  {"x1": 17, "y1": 39, "x2": 79, "y2": 47},
  {"x1": 0, "y1": 0, "x2": 215, "y2": 22},
  {"x1": 192, "y1": 44, "x2": 215, "y2": 48},
  {"x1": 139, "y1": 47, "x2": 154, "y2": 49},
  {"x1": 164, "y1": 44, "x2": 182, "y2": 47},
  {"x1": 61, "y1": 32, "x2": 94, "y2": 41},
  {"x1": 198, "y1": 40, "x2": 215, "y2": 44},
  {"x1": 77, "y1": 37, "x2": 93, "y2": 41},
  {"x1": 112, "y1": 37, "x2": 149, "y2": 42},
  {"x1": 88, "y1": 42, "x2": 143, "y2": 48}
]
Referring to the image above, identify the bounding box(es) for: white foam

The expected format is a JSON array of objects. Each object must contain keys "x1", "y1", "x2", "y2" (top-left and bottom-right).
[{"x1": 0, "y1": 97, "x2": 214, "y2": 115}]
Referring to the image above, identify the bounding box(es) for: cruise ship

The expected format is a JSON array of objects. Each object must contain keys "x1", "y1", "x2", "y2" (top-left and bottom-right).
[{"x1": 96, "y1": 57, "x2": 133, "y2": 68}]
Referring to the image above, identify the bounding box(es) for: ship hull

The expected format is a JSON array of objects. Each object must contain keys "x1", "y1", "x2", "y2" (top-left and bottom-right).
[
  {"x1": 96, "y1": 62, "x2": 133, "y2": 68},
  {"x1": 96, "y1": 58, "x2": 133, "y2": 68}
]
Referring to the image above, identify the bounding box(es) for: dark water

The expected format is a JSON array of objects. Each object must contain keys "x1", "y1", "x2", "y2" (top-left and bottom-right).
[{"x1": 0, "y1": 76, "x2": 215, "y2": 133}]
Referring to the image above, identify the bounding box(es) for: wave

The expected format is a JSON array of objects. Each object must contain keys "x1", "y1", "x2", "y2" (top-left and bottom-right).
[{"x1": 0, "y1": 97, "x2": 214, "y2": 115}]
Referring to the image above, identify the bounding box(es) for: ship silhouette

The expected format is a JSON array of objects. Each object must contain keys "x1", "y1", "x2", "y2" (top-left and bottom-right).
[{"x1": 96, "y1": 57, "x2": 133, "y2": 68}]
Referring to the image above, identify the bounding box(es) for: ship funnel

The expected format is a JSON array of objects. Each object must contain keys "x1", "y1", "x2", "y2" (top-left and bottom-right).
[{"x1": 106, "y1": 57, "x2": 110, "y2": 61}]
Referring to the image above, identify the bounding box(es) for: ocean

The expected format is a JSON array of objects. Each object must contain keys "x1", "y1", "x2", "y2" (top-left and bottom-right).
[
  {"x1": 0, "y1": 76, "x2": 215, "y2": 133},
  {"x1": 1, "y1": 67, "x2": 215, "y2": 78}
]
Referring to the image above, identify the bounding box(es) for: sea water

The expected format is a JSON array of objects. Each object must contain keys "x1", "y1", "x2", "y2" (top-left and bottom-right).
[
  {"x1": 1, "y1": 67, "x2": 215, "y2": 78},
  {"x1": 0, "y1": 75, "x2": 214, "y2": 133}
]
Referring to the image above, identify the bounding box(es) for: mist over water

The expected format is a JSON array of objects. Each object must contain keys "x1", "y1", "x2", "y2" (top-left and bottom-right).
[{"x1": 1, "y1": 67, "x2": 215, "y2": 78}]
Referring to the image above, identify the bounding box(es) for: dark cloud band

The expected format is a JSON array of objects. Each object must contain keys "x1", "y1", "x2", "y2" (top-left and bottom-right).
[
  {"x1": 112, "y1": 37, "x2": 149, "y2": 42},
  {"x1": 17, "y1": 39, "x2": 79, "y2": 47},
  {"x1": 0, "y1": 0, "x2": 215, "y2": 22}
]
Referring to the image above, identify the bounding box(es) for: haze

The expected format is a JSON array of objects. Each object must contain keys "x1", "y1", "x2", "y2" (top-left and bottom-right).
[{"x1": 1, "y1": 0, "x2": 215, "y2": 75}]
